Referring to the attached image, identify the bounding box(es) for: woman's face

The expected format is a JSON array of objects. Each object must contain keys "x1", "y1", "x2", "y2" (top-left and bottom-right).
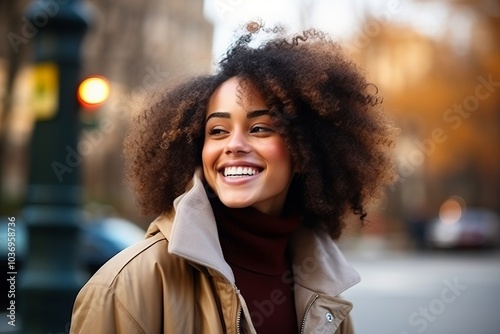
[{"x1": 202, "y1": 77, "x2": 294, "y2": 216}]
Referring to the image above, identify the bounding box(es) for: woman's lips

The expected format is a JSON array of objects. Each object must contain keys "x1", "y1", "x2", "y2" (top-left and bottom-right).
[{"x1": 218, "y1": 166, "x2": 263, "y2": 185}]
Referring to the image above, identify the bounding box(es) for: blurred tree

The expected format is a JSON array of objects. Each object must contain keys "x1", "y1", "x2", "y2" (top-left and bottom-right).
[{"x1": 350, "y1": 0, "x2": 500, "y2": 233}]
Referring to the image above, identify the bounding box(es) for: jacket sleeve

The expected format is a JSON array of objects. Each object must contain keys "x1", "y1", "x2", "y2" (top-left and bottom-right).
[{"x1": 70, "y1": 282, "x2": 146, "y2": 334}]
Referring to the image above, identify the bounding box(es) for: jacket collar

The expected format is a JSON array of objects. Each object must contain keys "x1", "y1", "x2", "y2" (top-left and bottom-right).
[
  {"x1": 290, "y1": 226, "x2": 360, "y2": 296},
  {"x1": 147, "y1": 174, "x2": 360, "y2": 297}
]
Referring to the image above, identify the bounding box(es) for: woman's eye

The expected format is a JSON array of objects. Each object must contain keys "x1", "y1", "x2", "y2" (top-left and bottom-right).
[
  {"x1": 208, "y1": 128, "x2": 227, "y2": 136},
  {"x1": 250, "y1": 125, "x2": 273, "y2": 133}
]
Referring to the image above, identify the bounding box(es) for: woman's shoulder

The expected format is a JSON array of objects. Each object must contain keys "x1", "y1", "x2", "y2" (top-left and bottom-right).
[
  {"x1": 71, "y1": 231, "x2": 198, "y2": 333},
  {"x1": 83, "y1": 230, "x2": 191, "y2": 290}
]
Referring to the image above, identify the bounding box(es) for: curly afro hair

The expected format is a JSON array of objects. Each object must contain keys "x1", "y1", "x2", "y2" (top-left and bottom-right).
[{"x1": 124, "y1": 23, "x2": 399, "y2": 239}]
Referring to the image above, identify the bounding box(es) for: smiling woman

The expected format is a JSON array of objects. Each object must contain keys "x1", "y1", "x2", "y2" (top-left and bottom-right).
[{"x1": 70, "y1": 22, "x2": 399, "y2": 334}]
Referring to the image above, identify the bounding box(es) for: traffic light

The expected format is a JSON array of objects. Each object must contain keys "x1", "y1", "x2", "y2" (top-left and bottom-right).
[{"x1": 77, "y1": 75, "x2": 110, "y2": 109}]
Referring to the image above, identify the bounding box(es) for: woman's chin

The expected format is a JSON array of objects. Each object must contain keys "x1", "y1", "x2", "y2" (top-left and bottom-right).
[{"x1": 218, "y1": 195, "x2": 253, "y2": 209}]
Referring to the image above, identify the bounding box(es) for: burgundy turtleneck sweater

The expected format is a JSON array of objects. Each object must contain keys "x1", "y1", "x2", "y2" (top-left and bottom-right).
[{"x1": 209, "y1": 197, "x2": 301, "y2": 334}]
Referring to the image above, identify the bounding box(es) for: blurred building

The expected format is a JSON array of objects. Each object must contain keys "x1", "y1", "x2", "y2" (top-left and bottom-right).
[
  {"x1": 84, "y1": 0, "x2": 213, "y2": 86},
  {"x1": 80, "y1": 0, "x2": 214, "y2": 226}
]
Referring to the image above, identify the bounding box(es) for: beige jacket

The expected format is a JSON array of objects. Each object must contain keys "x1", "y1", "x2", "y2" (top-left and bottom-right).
[{"x1": 70, "y1": 175, "x2": 360, "y2": 333}]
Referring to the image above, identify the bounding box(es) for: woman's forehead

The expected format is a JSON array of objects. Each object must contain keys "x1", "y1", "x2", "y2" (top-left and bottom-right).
[{"x1": 206, "y1": 77, "x2": 267, "y2": 117}]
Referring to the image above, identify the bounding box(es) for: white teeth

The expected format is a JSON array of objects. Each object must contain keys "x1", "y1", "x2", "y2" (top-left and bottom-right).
[{"x1": 223, "y1": 166, "x2": 260, "y2": 177}]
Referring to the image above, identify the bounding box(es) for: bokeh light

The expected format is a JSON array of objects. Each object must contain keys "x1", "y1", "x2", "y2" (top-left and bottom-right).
[
  {"x1": 439, "y1": 196, "x2": 466, "y2": 225},
  {"x1": 77, "y1": 76, "x2": 110, "y2": 107}
]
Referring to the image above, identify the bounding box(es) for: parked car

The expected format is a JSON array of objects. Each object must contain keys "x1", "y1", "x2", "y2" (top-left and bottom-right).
[
  {"x1": 79, "y1": 217, "x2": 147, "y2": 273},
  {"x1": 426, "y1": 208, "x2": 500, "y2": 249},
  {"x1": 1, "y1": 216, "x2": 145, "y2": 309}
]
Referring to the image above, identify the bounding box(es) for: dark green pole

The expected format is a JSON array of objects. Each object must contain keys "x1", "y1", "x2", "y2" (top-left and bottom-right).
[{"x1": 19, "y1": 0, "x2": 93, "y2": 333}]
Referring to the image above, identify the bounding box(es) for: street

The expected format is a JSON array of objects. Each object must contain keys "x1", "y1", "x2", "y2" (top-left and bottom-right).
[{"x1": 342, "y1": 246, "x2": 500, "y2": 334}]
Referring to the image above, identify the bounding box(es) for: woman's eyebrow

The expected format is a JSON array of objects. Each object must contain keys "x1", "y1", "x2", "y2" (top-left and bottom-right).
[
  {"x1": 206, "y1": 112, "x2": 230, "y2": 122},
  {"x1": 247, "y1": 109, "x2": 270, "y2": 118},
  {"x1": 205, "y1": 109, "x2": 269, "y2": 122}
]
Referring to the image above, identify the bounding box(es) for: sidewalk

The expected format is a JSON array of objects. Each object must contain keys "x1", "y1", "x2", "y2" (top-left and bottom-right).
[{"x1": 338, "y1": 233, "x2": 412, "y2": 260}]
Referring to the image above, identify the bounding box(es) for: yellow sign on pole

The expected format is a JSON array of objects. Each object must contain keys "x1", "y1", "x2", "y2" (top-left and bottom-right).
[{"x1": 32, "y1": 62, "x2": 59, "y2": 120}]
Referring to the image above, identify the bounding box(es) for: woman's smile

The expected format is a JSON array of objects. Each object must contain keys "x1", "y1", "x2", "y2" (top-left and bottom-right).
[{"x1": 221, "y1": 166, "x2": 261, "y2": 177}]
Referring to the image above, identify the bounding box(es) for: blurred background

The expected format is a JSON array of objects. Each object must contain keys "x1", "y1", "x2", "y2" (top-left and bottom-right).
[{"x1": 0, "y1": 0, "x2": 499, "y2": 333}]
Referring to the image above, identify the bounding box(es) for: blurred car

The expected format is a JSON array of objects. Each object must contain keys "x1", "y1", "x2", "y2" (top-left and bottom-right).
[
  {"x1": 79, "y1": 217, "x2": 147, "y2": 273},
  {"x1": 426, "y1": 208, "x2": 500, "y2": 249},
  {"x1": 0, "y1": 216, "x2": 145, "y2": 309},
  {"x1": 1, "y1": 216, "x2": 145, "y2": 272}
]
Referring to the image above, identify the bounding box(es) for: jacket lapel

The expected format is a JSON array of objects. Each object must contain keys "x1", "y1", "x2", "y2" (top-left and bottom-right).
[
  {"x1": 290, "y1": 226, "x2": 360, "y2": 297},
  {"x1": 148, "y1": 175, "x2": 235, "y2": 284}
]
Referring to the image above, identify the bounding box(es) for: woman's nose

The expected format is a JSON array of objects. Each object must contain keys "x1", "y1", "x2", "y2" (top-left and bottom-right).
[{"x1": 225, "y1": 131, "x2": 251, "y2": 155}]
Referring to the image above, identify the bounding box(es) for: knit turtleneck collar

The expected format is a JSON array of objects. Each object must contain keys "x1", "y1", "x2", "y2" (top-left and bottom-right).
[{"x1": 209, "y1": 196, "x2": 301, "y2": 276}]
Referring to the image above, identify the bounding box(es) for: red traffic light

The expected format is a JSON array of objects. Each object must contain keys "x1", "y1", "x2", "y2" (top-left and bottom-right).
[{"x1": 77, "y1": 75, "x2": 110, "y2": 109}]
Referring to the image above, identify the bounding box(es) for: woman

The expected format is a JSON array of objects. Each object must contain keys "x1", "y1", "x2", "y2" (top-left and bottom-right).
[{"x1": 70, "y1": 23, "x2": 398, "y2": 333}]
